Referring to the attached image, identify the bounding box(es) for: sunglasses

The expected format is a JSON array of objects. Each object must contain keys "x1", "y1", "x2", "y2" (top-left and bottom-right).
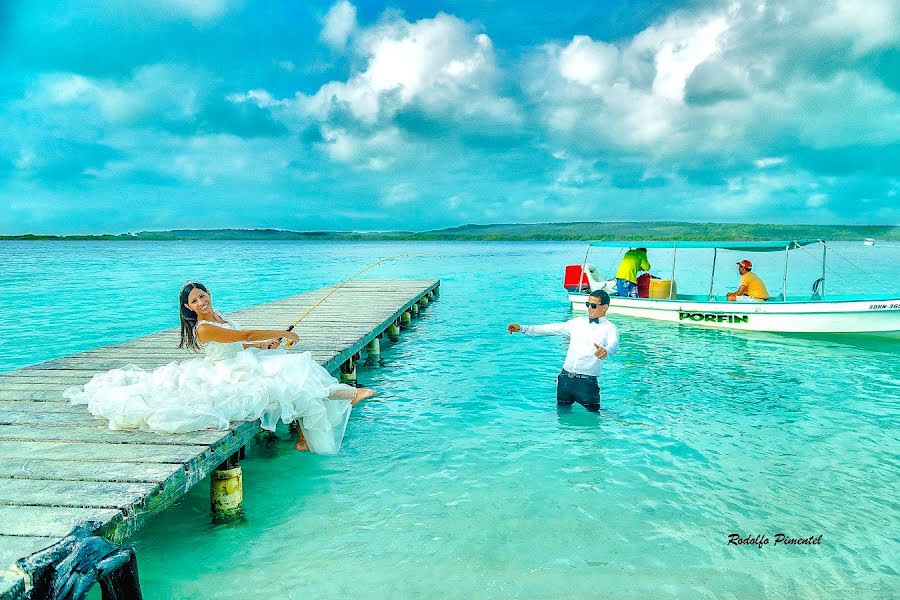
[{"x1": 585, "y1": 302, "x2": 604, "y2": 309}]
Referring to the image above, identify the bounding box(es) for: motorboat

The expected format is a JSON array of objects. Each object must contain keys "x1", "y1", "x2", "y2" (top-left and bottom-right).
[{"x1": 565, "y1": 240, "x2": 899, "y2": 335}]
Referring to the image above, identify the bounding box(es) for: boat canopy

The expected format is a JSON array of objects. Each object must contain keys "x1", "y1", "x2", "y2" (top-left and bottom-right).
[{"x1": 586, "y1": 239, "x2": 822, "y2": 252}]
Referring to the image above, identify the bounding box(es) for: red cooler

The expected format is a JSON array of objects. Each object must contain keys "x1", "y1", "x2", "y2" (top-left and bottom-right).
[{"x1": 563, "y1": 265, "x2": 589, "y2": 292}]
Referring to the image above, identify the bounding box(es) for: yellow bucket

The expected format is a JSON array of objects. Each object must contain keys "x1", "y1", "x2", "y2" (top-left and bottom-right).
[{"x1": 649, "y1": 279, "x2": 675, "y2": 299}]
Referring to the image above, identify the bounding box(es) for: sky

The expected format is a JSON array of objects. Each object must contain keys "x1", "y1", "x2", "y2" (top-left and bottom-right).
[{"x1": 0, "y1": 0, "x2": 898, "y2": 234}]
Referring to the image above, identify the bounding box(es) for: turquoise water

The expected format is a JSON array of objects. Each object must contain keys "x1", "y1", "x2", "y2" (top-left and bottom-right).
[{"x1": 2, "y1": 241, "x2": 898, "y2": 598}]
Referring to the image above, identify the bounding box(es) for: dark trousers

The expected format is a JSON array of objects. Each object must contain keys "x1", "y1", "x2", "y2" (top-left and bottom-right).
[{"x1": 556, "y1": 370, "x2": 600, "y2": 412}]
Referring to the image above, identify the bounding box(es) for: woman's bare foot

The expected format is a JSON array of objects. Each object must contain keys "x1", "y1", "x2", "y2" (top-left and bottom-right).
[
  {"x1": 294, "y1": 429, "x2": 309, "y2": 452},
  {"x1": 352, "y1": 387, "x2": 378, "y2": 405}
]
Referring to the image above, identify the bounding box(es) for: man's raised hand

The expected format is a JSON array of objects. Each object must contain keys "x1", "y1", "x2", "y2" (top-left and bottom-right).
[
  {"x1": 507, "y1": 323, "x2": 521, "y2": 334},
  {"x1": 593, "y1": 343, "x2": 608, "y2": 359}
]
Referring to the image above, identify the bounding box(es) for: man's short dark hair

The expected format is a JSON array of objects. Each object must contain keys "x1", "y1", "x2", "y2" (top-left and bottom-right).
[{"x1": 588, "y1": 289, "x2": 611, "y2": 305}]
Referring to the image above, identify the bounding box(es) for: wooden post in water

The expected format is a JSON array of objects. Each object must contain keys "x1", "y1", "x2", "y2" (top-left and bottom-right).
[
  {"x1": 388, "y1": 319, "x2": 401, "y2": 341},
  {"x1": 211, "y1": 464, "x2": 244, "y2": 522},
  {"x1": 419, "y1": 295, "x2": 430, "y2": 308},
  {"x1": 340, "y1": 358, "x2": 357, "y2": 386},
  {"x1": 400, "y1": 310, "x2": 412, "y2": 327},
  {"x1": 365, "y1": 337, "x2": 381, "y2": 364},
  {"x1": 410, "y1": 303, "x2": 419, "y2": 317}
]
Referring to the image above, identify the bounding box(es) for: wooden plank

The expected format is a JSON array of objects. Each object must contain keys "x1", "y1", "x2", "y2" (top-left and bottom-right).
[
  {"x1": 0, "y1": 402, "x2": 88, "y2": 414},
  {"x1": 0, "y1": 424, "x2": 231, "y2": 446},
  {"x1": 0, "y1": 382, "x2": 70, "y2": 391},
  {"x1": 0, "y1": 391, "x2": 73, "y2": 402},
  {"x1": 0, "y1": 506, "x2": 121, "y2": 537},
  {"x1": 0, "y1": 441, "x2": 210, "y2": 463},
  {"x1": 0, "y1": 536, "x2": 55, "y2": 571},
  {"x1": 0, "y1": 459, "x2": 181, "y2": 484},
  {"x1": 0, "y1": 411, "x2": 111, "y2": 427},
  {"x1": 0, "y1": 479, "x2": 157, "y2": 509}
]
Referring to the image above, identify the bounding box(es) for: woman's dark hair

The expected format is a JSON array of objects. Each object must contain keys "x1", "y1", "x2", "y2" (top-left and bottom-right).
[{"x1": 179, "y1": 281, "x2": 209, "y2": 350}]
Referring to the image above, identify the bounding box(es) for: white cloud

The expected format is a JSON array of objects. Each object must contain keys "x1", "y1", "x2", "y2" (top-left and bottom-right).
[
  {"x1": 806, "y1": 192, "x2": 827, "y2": 208},
  {"x1": 754, "y1": 157, "x2": 786, "y2": 168},
  {"x1": 813, "y1": 0, "x2": 900, "y2": 55},
  {"x1": 381, "y1": 182, "x2": 417, "y2": 206},
  {"x1": 303, "y1": 14, "x2": 516, "y2": 125},
  {"x1": 526, "y1": 0, "x2": 900, "y2": 177},
  {"x1": 320, "y1": 0, "x2": 357, "y2": 49},
  {"x1": 227, "y1": 89, "x2": 285, "y2": 109},
  {"x1": 235, "y1": 10, "x2": 521, "y2": 171},
  {"x1": 33, "y1": 65, "x2": 201, "y2": 125},
  {"x1": 558, "y1": 36, "x2": 619, "y2": 87}
]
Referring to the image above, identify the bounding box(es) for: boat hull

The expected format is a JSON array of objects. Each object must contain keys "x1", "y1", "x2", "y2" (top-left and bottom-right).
[{"x1": 568, "y1": 294, "x2": 900, "y2": 334}]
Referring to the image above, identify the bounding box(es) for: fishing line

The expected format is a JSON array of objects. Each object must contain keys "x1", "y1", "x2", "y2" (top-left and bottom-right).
[
  {"x1": 793, "y1": 243, "x2": 868, "y2": 295},
  {"x1": 823, "y1": 244, "x2": 893, "y2": 293},
  {"x1": 283, "y1": 254, "x2": 424, "y2": 348}
]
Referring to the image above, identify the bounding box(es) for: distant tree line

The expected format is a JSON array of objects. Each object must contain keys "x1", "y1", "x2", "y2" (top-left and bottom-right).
[{"x1": 3, "y1": 222, "x2": 897, "y2": 241}]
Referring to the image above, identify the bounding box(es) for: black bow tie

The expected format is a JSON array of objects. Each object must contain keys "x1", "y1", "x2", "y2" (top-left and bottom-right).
[{"x1": 589, "y1": 317, "x2": 600, "y2": 324}]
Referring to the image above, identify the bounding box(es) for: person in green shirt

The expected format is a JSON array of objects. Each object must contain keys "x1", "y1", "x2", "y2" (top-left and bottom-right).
[{"x1": 615, "y1": 248, "x2": 650, "y2": 297}]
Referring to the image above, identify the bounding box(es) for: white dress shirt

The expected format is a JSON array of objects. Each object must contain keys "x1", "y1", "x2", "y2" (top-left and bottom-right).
[{"x1": 522, "y1": 316, "x2": 620, "y2": 377}]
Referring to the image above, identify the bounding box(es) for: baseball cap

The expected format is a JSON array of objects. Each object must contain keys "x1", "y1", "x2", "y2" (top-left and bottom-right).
[{"x1": 736, "y1": 259, "x2": 752, "y2": 269}]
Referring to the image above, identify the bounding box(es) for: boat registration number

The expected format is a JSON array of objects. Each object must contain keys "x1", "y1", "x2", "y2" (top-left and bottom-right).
[{"x1": 868, "y1": 303, "x2": 900, "y2": 310}]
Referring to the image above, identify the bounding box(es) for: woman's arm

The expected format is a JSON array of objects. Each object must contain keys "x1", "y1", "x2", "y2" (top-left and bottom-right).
[
  {"x1": 196, "y1": 323, "x2": 298, "y2": 345},
  {"x1": 243, "y1": 339, "x2": 282, "y2": 350}
]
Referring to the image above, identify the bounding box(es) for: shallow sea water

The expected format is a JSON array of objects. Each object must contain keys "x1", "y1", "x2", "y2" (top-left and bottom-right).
[{"x1": 1, "y1": 241, "x2": 898, "y2": 599}]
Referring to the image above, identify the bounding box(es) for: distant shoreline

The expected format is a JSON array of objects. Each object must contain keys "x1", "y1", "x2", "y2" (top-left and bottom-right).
[{"x1": 2, "y1": 222, "x2": 897, "y2": 242}]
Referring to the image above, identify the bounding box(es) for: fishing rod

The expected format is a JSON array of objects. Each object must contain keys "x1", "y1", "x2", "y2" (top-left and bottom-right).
[{"x1": 284, "y1": 254, "x2": 422, "y2": 348}]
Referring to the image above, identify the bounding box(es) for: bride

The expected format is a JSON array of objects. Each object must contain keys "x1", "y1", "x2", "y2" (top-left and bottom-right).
[{"x1": 65, "y1": 281, "x2": 377, "y2": 454}]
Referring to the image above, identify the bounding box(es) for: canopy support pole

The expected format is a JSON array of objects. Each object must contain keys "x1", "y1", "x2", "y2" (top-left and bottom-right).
[
  {"x1": 821, "y1": 242, "x2": 827, "y2": 298},
  {"x1": 782, "y1": 244, "x2": 790, "y2": 301},
  {"x1": 669, "y1": 248, "x2": 677, "y2": 299},
  {"x1": 708, "y1": 248, "x2": 718, "y2": 300},
  {"x1": 580, "y1": 244, "x2": 591, "y2": 291}
]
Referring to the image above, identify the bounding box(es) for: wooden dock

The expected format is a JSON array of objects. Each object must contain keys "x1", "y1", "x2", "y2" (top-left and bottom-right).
[{"x1": 0, "y1": 278, "x2": 440, "y2": 599}]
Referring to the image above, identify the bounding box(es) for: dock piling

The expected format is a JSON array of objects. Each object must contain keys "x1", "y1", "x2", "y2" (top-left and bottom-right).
[
  {"x1": 210, "y1": 466, "x2": 244, "y2": 522},
  {"x1": 388, "y1": 321, "x2": 401, "y2": 341},
  {"x1": 340, "y1": 359, "x2": 357, "y2": 386},
  {"x1": 365, "y1": 338, "x2": 381, "y2": 365}
]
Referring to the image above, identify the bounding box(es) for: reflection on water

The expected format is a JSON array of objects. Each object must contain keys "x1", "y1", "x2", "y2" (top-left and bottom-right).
[{"x1": 2, "y1": 241, "x2": 898, "y2": 598}]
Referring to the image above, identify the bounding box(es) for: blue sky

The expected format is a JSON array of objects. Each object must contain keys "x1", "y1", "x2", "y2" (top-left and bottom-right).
[{"x1": 1, "y1": 0, "x2": 898, "y2": 234}]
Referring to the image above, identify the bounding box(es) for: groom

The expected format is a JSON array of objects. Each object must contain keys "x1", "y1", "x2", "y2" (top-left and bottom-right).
[{"x1": 507, "y1": 290, "x2": 619, "y2": 412}]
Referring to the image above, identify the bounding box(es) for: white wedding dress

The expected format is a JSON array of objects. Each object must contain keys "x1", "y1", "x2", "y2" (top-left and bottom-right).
[{"x1": 65, "y1": 313, "x2": 355, "y2": 454}]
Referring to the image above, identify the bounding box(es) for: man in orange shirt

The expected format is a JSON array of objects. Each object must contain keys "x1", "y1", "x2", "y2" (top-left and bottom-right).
[{"x1": 727, "y1": 259, "x2": 769, "y2": 302}]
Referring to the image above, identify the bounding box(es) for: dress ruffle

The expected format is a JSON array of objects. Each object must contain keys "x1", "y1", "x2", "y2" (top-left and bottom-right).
[{"x1": 65, "y1": 348, "x2": 353, "y2": 455}]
